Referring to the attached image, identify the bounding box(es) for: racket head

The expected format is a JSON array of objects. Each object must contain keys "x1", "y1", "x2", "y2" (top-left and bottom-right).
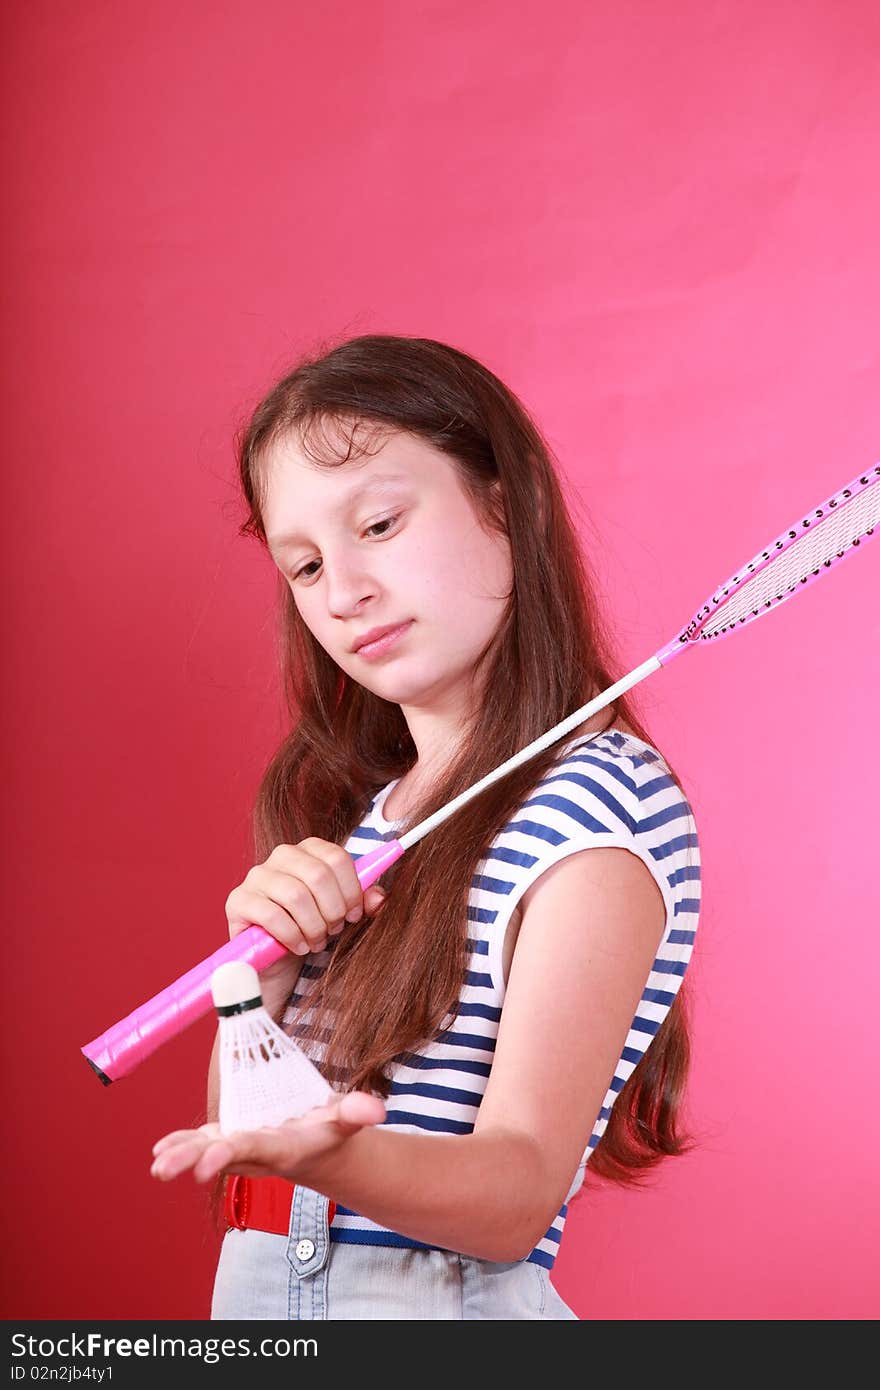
[{"x1": 658, "y1": 463, "x2": 880, "y2": 664}]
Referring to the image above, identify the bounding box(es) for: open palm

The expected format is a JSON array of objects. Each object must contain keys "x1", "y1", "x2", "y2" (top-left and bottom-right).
[{"x1": 150, "y1": 1091, "x2": 387, "y2": 1185}]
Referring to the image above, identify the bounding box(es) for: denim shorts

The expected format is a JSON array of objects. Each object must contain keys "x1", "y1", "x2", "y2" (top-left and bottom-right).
[{"x1": 211, "y1": 1183, "x2": 578, "y2": 1320}]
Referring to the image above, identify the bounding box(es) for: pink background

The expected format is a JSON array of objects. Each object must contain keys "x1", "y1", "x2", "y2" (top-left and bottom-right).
[{"x1": 3, "y1": 1, "x2": 879, "y2": 1320}]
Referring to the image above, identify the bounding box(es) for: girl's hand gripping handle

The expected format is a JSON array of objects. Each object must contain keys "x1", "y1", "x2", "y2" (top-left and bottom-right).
[{"x1": 80, "y1": 839, "x2": 404, "y2": 1085}]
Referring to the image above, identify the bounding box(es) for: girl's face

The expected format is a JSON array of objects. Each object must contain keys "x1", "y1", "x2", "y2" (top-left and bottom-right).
[{"x1": 262, "y1": 427, "x2": 513, "y2": 719}]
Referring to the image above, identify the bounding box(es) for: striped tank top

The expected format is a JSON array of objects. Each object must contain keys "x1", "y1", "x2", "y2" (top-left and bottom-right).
[{"x1": 282, "y1": 727, "x2": 701, "y2": 1271}]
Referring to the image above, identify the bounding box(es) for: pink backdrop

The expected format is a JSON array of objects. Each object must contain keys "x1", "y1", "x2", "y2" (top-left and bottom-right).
[{"x1": 4, "y1": 1, "x2": 878, "y2": 1320}]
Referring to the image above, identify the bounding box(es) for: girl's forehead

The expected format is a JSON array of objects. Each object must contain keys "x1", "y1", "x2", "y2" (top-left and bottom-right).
[
  {"x1": 262, "y1": 430, "x2": 459, "y2": 504},
  {"x1": 261, "y1": 434, "x2": 469, "y2": 550},
  {"x1": 265, "y1": 423, "x2": 444, "y2": 473}
]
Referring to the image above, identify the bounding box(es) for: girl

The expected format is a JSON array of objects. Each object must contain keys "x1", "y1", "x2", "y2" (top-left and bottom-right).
[{"x1": 150, "y1": 334, "x2": 701, "y2": 1320}]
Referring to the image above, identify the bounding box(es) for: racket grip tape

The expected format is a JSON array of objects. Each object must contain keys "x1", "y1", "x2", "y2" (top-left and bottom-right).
[{"x1": 80, "y1": 839, "x2": 405, "y2": 1084}]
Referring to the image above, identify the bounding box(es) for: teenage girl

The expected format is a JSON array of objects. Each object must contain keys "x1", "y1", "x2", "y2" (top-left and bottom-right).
[{"x1": 150, "y1": 334, "x2": 701, "y2": 1320}]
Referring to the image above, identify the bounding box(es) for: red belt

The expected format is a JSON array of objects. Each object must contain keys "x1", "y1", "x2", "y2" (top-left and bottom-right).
[{"x1": 224, "y1": 1174, "x2": 336, "y2": 1234}]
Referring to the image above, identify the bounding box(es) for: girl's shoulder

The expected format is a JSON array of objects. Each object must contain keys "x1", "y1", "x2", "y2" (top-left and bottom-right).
[
  {"x1": 548, "y1": 719, "x2": 693, "y2": 834},
  {"x1": 559, "y1": 718, "x2": 667, "y2": 768}
]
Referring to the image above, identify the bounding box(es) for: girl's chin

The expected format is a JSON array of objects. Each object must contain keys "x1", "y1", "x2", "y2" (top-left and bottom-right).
[{"x1": 357, "y1": 669, "x2": 435, "y2": 701}]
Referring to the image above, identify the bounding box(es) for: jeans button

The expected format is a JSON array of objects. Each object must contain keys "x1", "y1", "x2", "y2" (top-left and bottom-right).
[{"x1": 295, "y1": 1238, "x2": 316, "y2": 1261}]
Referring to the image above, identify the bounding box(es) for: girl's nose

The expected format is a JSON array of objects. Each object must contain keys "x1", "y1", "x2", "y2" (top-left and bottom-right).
[{"x1": 325, "y1": 560, "x2": 379, "y2": 617}]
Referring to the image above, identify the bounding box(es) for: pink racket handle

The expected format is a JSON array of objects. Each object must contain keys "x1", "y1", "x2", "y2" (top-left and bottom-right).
[{"x1": 80, "y1": 840, "x2": 405, "y2": 1085}]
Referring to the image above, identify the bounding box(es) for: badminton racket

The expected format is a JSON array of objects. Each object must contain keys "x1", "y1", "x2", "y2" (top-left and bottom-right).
[{"x1": 82, "y1": 462, "x2": 879, "y2": 1085}]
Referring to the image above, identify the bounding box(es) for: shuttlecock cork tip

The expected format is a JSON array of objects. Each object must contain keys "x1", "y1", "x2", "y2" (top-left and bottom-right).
[{"x1": 211, "y1": 960, "x2": 262, "y2": 1010}]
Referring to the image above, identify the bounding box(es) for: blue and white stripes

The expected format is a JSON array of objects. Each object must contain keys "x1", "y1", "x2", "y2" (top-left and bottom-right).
[{"x1": 281, "y1": 729, "x2": 701, "y2": 1270}]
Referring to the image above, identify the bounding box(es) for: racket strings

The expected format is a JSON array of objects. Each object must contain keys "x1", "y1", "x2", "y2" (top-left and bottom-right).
[{"x1": 700, "y1": 480, "x2": 879, "y2": 639}]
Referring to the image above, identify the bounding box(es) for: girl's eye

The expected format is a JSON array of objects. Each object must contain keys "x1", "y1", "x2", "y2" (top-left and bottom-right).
[{"x1": 292, "y1": 514, "x2": 400, "y2": 582}]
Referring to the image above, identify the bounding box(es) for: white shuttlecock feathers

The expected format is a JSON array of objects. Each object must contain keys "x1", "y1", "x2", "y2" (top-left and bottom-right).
[{"x1": 210, "y1": 961, "x2": 335, "y2": 1134}]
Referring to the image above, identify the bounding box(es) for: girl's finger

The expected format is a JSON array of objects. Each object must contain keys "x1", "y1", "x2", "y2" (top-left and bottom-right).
[
  {"x1": 192, "y1": 1141, "x2": 240, "y2": 1185},
  {"x1": 152, "y1": 1134, "x2": 225, "y2": 1180},
  {"x1": 151, "y1": 1145, "x2": 200, "y2": 1180},
  {"x1": 152, "y1": 1122, "x2": 221, "y2": 1156},
  {"x1": 333, "y1": 1090, "x2": 387, "y2": 1133},
  {"x1": 284, "y1": 1090, "x2": 386, "y2": 1144},
  {"x1": 292, "y1": 1090, "x2": 385, "y2": 1133}
]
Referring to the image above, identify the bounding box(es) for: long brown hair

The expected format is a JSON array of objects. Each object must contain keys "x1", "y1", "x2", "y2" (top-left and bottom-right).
[{"x1": 210, "y1": 334, "x2": 697, "y2": 1227}]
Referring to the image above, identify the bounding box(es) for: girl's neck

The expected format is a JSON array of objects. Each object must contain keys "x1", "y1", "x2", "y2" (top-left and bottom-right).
[{"x1": 384, "y1": 712, "x2": 629, "y2": 823}]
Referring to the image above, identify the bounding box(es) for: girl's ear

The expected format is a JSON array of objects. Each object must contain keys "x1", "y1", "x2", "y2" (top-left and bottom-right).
[
  {"x1": 491, "y1": 475, "x2": 547, "y2": 533},
  {"x1": 489, "y1": 476, "x2": 508, "y2": 520}
]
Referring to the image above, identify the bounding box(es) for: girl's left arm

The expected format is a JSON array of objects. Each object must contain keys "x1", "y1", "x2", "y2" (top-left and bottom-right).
[{"x1": 152, "y1": 845, "x2": 666, "y2": 1264}]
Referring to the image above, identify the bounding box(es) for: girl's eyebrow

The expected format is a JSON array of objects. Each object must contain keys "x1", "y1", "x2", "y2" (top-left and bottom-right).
[{"x1": 267, "y1": 473, "x2": 411, "y2": 549}]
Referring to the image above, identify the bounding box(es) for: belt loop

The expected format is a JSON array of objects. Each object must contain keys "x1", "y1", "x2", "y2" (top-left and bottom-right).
[
  {"x1": 226, "y1": 1174, "x2": 248, "y2": 1230},
  {"x1": 287, "y1": 1185, "x2": 333, "y2": 1319}
]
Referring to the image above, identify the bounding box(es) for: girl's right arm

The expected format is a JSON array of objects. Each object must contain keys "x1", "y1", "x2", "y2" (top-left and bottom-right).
[{"x1": 205, "y1": 837, "x2": 387, "y2": 1122}]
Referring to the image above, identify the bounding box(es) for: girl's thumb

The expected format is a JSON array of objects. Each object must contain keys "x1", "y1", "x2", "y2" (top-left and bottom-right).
[{"x1": 364, "y1": 886, "x2": 387, "y2": 914}]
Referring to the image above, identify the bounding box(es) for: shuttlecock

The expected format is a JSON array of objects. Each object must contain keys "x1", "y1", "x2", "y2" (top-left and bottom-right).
[{"x1": 210, "y1": 961, "x2": 335, "y2": 1134}]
